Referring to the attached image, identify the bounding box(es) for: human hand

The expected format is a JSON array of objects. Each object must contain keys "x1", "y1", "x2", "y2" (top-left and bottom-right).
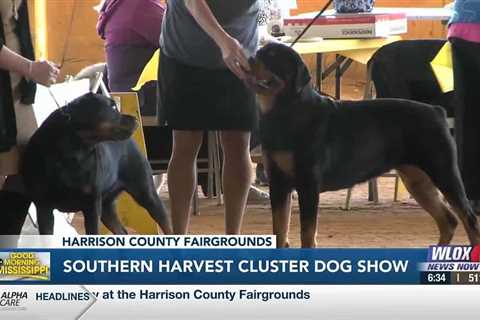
[
  {"x1": 29, "y1": 60, "x2": 60, "y2": 87},
  {"x1": 219, "y1": 35, "x2": 251, "y2": 80}
]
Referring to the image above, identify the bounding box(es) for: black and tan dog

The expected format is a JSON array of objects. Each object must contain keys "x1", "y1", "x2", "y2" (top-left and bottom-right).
[
  {"x1": 21, "y1": 93, "x2": 172, "y2": 235},
  {"x1": 247, "y1": 42, "x2": 480, "y2": 248}
]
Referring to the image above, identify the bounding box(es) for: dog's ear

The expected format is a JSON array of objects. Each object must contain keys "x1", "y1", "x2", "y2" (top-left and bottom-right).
[{"x1": 294, "y1": 62, "x2": 311, "y2": 95}]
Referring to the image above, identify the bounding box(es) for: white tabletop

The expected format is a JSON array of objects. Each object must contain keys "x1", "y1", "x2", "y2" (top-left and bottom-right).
[{"x1": 321, "y1": 7, "x2": 452, "y2": 21}]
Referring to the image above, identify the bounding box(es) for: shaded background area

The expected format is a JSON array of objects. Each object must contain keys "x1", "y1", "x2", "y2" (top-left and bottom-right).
[{"x1": 27, "y1": 0, "x2": 452, "y2": 82}]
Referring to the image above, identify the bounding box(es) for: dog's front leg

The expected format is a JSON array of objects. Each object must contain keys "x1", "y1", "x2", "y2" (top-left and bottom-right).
[
  {"x1": 83, "y1": 196, "x2": 102, "y2": 235},
  {"x1": 83, "y1": 211, "x2": 100, "y2": 234},
  {"x1": 267, "y1": 160, "x2": 293, "y2": 248},
  {"x1": 271, "y1": 187, "x2": 292, "y2": 248},
  {"x1": 296, "y1": 178, "x2": 319, "y2": 248},
  {"x1": 36, "y1": 204, "x2": 55, "y2": 235}
]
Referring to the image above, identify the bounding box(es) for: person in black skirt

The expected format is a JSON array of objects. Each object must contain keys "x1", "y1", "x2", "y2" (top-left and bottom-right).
[{"x1": 159, "y1": 0, "x2": 260, "y2": 234}]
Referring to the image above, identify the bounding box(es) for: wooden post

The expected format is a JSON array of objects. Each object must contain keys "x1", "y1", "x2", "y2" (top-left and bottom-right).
[{"x1": 29, "y1": 0, "x2": 48, "y2": 59}]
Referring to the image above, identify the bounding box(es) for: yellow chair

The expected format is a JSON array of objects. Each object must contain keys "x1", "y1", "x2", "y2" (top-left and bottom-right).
[{"x1": 106, "y1": 92, "x2": 160, "y2": 234}]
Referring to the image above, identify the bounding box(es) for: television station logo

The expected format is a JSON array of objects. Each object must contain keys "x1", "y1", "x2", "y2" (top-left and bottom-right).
[
  {"x1": 0, "y1": 252, "x2": 50, "y2": 281},
  {"x1": 419, "y1": 245, "x2": 480, "y2": 272}
]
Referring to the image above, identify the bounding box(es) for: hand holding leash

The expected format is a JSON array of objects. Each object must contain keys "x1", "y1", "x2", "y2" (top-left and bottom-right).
[{"x1": 29, "y1": 59, "x2": 60, "y2": 87}]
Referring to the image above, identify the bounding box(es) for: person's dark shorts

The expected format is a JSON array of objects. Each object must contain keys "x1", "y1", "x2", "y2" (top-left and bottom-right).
[{"x1": 157, "y1": 51, "x2": 258, "y2": 131}]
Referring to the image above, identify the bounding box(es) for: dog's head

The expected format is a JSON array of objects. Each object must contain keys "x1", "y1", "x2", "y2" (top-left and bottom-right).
[
  {"x1": 62, "y1": 93, "x2": 138, "y2": 143},
  {"x1": 247, "y1": 42, "x2": 311, "y2": 99}
]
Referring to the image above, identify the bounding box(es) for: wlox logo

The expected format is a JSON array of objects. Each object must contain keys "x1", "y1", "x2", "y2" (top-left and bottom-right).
[{"x1": 428, "y1": 245, "x2": 480, "y2": 262}]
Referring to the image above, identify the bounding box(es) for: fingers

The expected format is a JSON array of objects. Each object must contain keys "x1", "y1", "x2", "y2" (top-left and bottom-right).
[
  {"x1": 238, "y1": 52, "x2": 251, "y2": 73},
  {"x1": 225, "y1": 52, "x2": 251, "y2": 80},
  {"x1": 221, "y1": 37, "x2": 251, "y2": 80},
  {"x1": 47, "y1": 61, "x2": 59, "y2": 86},
  {"x1": 225, "y1": 57, "x2": 248, "y2": 80},
  {"x1": 30, "y1": 60, "x2": 60, "y2": 87}
]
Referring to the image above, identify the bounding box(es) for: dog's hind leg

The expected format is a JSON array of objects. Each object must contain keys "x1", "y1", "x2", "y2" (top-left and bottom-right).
[
  {"x1": 121, "y1": 148, "x2": 173, "y2": 234},
  {"x1": 101, "y1": 201, "x2": 127, "y2": 235},
  {"x1": 444, "y1": 197, "x2": 480, "y2": 245},
  {"x1": 421, "y1": 163, "x2": 480, "y2": 245},
  {"x1": 126, "y1": 183, "x2": 173, "y2": 235},
  {"x1": 397, "y1": 166, "x2": 458, "y2": 245},
  {"x1": 414, "y1": 131, "x2": 480, "y2": 245},
  {"x1": 36, "y1": 204, "x2": 55, "y2": 235},
  {"x1": 137, "y1": 193, "x2": 172, "y2": 235}
]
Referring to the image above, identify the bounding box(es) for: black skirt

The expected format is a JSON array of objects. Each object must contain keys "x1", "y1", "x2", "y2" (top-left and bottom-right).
[{"x1": 157, "y1": 51, "x2": 258, "y2": 131}]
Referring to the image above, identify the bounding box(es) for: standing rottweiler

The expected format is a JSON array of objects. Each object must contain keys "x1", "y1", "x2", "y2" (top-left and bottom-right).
[
  {"x1": 21, "y1": 93, "x2": 172, "y2": 235},
  {"x1": 246, "y1": 42, "x2": 480, "y2": 248}
]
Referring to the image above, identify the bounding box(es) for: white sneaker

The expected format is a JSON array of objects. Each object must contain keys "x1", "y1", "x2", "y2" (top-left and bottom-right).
[{"x1": 247, "y1": 186, "x2": 270, "y2": 204}]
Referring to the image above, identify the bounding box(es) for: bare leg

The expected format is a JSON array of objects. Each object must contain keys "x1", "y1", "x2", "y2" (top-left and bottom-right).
[
  {"x1": 167, "y1": 130, "x2": 203, "y2": 234},
  {"x1": 220, "y1": 131, "x2": 252, "y2": 234}
]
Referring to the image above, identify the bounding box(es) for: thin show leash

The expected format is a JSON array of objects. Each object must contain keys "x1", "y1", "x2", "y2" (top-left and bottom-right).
[
  {"x1": 44, "y1": 0, "x2": 103, "y2": 226},
  {"x1": 288, "y1": 0, "x2": 336, "y2": 98},
  {"x1": 250, "y1": 0, "x2": 334, "y2": 89},
  {"x1": 30, "y1": 15, "x2": 72, "y2": 228},
  {"x1": 289, "y1": 0, "x2": 334, "y2": 47},
  {"x1": 47, "y1": 0, "x2": 77, "y2": 115}
]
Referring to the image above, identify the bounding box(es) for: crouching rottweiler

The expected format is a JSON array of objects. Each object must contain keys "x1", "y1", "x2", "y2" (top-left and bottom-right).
[
  {"x1": 21, "y1": 93, "x2": 172, "y2": 235},
  {"x1": 246, "y1": 42, "x2": 480, "y2": 248}
]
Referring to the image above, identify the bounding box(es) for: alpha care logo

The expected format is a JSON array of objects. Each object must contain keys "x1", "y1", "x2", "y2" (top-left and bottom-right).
[{"x1": 0, "y1": 291, "x2": 28, "y2": 311}]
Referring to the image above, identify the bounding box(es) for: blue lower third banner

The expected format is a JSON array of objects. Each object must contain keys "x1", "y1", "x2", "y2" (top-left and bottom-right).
[{"x1": 0, "y1": 249, "x2": 432, "y2": 285}]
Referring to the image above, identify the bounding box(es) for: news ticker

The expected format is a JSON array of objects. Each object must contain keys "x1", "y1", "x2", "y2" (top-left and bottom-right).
[
  {"x1": 1, "y1": 285, "x2": 478, "y2": 320},
  {"x1": 0, "y1": 236, "x2": 478, "y2": 285}
]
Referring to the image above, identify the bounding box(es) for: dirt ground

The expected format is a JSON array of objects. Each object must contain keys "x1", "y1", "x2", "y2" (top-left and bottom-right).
[
  {"x1": 72, "y1": 176, "x2": 469, "y2": 247},
  {"x1": 184, "y1": 177, "x2": 469, "y2": 248}
]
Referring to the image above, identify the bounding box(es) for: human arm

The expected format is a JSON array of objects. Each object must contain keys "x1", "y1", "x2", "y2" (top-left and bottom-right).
[
  {"x1": 184, "y1": 0, "x2": 251, "y2": 79},
  {"x1": 0, "y1": 44, "x2": 59, "y2": 86}
]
